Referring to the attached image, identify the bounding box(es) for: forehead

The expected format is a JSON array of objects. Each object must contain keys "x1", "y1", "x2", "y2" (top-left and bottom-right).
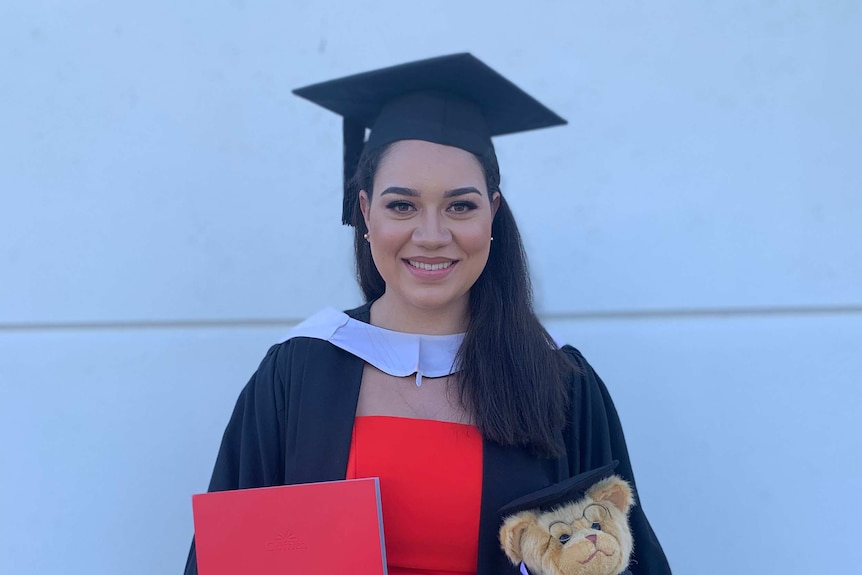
[
  {"x1": 373, "y1": 140, "x2": 486, "y2": 192},
  {"x1": 539, "y1": 501, "x2": 588, "y2": 527}
]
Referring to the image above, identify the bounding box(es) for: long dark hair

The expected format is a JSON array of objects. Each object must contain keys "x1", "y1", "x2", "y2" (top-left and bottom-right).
[{"x1": 348, "y1": 143, "x2": 571, "y2": 457}]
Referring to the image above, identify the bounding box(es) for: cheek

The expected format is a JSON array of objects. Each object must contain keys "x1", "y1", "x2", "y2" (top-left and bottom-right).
[
  {"x1": 456, "y1": 222, "x2": 493, "y2": 256},
  {"x1": 367, "y1": 218, "x2": 413, "y2": 271},
  {"x1": 369, "y1": 220, "x2": 411, "y2": 250}
]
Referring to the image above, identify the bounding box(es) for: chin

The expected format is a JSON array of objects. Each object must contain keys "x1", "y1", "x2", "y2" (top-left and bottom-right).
[
  {"x1": 405, "y1": 294, "x2": 464, "y2": 312},
  {"x1": 398, "y1": 288, "x2": 469, "y2": 315}
]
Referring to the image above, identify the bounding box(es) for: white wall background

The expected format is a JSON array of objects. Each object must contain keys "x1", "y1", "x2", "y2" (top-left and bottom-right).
[{"x1": 1, "y1": 1, "x2": 860, "y2": 574}]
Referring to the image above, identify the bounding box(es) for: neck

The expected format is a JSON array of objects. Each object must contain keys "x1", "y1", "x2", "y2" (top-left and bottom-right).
[{"x1": 371, "y1": 292, "x2": 469, "y2": 335}]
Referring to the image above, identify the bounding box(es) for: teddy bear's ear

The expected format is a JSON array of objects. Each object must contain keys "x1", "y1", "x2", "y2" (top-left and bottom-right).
[
  {"x1": 587, "y1": 475, "x2": 635, "y2": 514},
  {"x1": 498, "y1": 511, "x2": 538, "y2": 565}
]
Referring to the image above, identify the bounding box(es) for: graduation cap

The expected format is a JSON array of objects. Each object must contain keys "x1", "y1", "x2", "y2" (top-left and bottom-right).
[
  {"x1": 292, "y1": 53, "x2": 567, "y2": 224},
  {"x1": 498, "y1": 461, "x2": 620, "y2": 517}
]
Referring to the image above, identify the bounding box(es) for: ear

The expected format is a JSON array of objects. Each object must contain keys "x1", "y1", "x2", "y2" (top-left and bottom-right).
[
  {"x1": 587, "y1": 475, "x2": 635, "y2": 514},
  {"x1": 359, "y1": 189, "x2": 371, "y2": 231},
  {"x1": 491, "y1": 191, "x2": 501, "y2": 216},
  {"x1": 499, "y1": 511, "x2": 538, "y2": 565}
]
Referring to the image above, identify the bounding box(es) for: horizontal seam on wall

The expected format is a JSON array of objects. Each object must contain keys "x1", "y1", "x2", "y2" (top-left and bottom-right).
[{"x1": 1, "y1": 305, "x2": 861, "y2": 332}]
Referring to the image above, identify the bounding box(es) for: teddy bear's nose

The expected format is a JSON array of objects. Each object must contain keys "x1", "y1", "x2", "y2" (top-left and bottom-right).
[{"x1": 586, "y1": 534, "x2": 598, "y2": 544}]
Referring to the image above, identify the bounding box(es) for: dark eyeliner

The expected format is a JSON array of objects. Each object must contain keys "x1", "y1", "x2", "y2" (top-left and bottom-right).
[
  {"x1": 386, "y1": 200, "x2": 414, "y2": 212},
  {"x1": 450, "y1": 201, "x2": 479, "y2": 211}
]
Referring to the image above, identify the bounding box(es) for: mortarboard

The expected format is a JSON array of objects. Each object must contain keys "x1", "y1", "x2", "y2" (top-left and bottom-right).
[
  {"x1": 498, "y1": 461, "x2": 620, "y2": 517},
  {"x1": 292, "y1": 53, "x2": 567, "y2": 224}
]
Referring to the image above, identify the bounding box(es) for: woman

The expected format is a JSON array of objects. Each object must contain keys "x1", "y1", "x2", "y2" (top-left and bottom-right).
[{"x1": 185, "y1": 54, "x2": 671, "y2": 575}]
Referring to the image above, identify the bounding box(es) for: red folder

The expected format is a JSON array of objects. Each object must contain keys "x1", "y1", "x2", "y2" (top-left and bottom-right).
[{"x1": 192, "y1": 478, "x2": 388, "y2": 575}]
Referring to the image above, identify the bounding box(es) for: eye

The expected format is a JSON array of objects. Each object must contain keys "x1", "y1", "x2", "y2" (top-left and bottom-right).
[
  {"x1": 447, "y1": 201, "x2": 478, "y2": 214},
  {"x1": 386, "y1": 200, "x2": 415, "y2": 214},
  {"x1": 558, "y1": 534, "x2": 571, "y2": 544},
  {"x1": 591, "y1": 522, "x2": 602, "y2": 531}
]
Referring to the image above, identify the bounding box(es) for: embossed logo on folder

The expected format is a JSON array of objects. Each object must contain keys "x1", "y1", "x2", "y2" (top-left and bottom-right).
[{"x1": 265, "y1": 532, "x2": 307, "y2": 552}]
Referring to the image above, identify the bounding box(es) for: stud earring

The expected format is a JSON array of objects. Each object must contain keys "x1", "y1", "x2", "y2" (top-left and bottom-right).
[
  {"x1": 363, "y1": 233, "x2": 369, "y2": 242},
  {"x1": 490, "y1": 236, "x2": 494, "y2": 241}
]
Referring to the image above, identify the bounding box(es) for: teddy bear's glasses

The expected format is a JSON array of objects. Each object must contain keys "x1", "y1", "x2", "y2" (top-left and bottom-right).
[{"x1": 547, "y1": 503, "x2": 610, "y2": 544}]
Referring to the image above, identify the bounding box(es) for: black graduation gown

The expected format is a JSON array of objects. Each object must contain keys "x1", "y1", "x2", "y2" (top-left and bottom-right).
[{"x1": 184, "y1": 304, "x2": 671, "y2": 575}]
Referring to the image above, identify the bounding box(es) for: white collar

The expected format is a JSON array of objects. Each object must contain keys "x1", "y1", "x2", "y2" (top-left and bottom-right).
[{"x1": 283, "y1": 307, "x2": 464, "y2": 387}]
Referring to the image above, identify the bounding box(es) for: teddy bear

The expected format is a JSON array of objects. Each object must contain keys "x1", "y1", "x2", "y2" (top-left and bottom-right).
[{"x1": 499, "y1": 466, "x2": 635, "y2": 575}]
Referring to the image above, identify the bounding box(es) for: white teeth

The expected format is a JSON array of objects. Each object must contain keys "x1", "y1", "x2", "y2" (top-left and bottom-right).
[{"x1": 408, "y1": 260, "x2": 453, "y2": 271}]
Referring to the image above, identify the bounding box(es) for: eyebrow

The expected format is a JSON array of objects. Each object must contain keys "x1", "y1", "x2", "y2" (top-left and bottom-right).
[
  {"x1": 380, "y1": 186, "x2": 482, "y2": 198},
  {"x1": 380, "y1": 186, "x2": 419, "y2": 197}
]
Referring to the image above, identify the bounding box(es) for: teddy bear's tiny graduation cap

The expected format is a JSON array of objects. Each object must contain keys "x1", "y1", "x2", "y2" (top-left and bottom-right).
[
  {"x1": 498, "y1": 461, "x2": 620, "y2": 517},
  {"x1": 292, "y1": 53, "x2": 567, "y2": 225}
]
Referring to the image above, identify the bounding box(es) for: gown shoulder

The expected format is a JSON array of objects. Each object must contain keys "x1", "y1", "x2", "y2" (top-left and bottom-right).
[{"x1": 556, "y1": 344, "x2": 672, "y2": 575}]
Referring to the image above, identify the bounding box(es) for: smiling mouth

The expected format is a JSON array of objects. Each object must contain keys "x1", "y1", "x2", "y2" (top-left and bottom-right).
[
  {"x1": 407, "y1": 260, "x2": 455, "y2": 271},
  {"x1": 579, "y1": 549, "x2": 614, "y2": 564}
]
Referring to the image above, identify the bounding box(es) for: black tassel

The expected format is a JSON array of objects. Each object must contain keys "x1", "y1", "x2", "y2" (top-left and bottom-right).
[{"x1": 342, "y1": 119, "x2": 366, "y2": 225}]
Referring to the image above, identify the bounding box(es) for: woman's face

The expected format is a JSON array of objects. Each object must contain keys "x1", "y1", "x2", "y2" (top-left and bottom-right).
[{"x1": 359, "y1": 139, "x2": 499, "y2": 320}]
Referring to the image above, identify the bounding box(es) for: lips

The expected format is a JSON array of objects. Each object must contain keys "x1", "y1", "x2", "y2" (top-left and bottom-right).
[{"x1": 407, "y1": 260, "x2": 454, "y2": 271}]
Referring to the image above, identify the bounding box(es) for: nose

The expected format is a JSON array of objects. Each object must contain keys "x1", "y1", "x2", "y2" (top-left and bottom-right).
[
  {"x1": 586, "y1": 534, "x2": 598, "y2": 544},
  {"x1": 412, "y1": 211, "x2": 451, "y2": 248}
]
